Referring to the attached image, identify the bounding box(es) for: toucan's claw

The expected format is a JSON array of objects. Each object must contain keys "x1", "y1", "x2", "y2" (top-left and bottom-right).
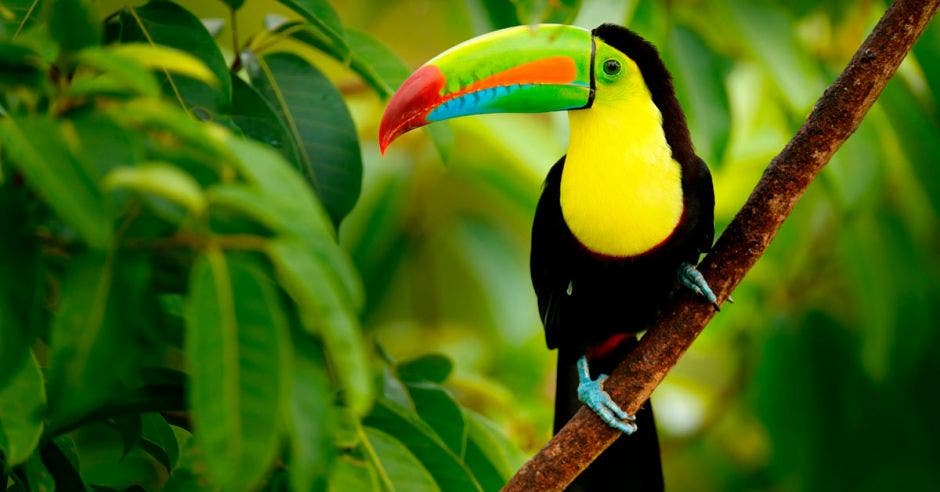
[
  {"x1": 679, "y1": 263, "x2": 719, "y2": 309},
  {"x1": 576, "y1": 356, "x2": 637, "y2": 435}
]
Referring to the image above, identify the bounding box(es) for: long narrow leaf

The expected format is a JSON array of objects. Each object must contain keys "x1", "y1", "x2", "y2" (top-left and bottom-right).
[{"x1": 185, "y1": 250, "x2": 289, "y2": 491}]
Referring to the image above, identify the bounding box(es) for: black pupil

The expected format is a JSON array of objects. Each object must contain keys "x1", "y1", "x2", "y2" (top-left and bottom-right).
[{"x1": 603, "y1": 59, "x2": 621, "y2": 75}]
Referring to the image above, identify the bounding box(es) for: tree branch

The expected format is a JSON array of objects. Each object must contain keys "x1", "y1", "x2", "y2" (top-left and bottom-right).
[{"x1": 502, "y1": 0, "x2": 940, "y2": 490}]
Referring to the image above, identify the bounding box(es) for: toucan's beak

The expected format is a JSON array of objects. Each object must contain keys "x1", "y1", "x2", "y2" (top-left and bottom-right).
[{"x1": 379, "y1": 24, "x2": 594, "y2": 153}]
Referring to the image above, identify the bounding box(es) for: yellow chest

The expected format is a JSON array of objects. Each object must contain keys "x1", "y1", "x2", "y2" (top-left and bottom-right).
[{"x1": 560, "y1": 96, "x2": 683, "y2": 258}]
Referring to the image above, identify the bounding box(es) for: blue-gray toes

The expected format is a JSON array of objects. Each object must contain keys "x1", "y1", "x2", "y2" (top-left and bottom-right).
[
  {"x1": 576, "y1": 356, "x2": 637, "y2": 435},
  {"x1": 678, "y1": 262, "x2": 719, "y2": 309}
]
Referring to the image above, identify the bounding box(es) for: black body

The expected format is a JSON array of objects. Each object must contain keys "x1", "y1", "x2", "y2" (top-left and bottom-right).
[{"x1": 529, "y1": 25, "x2": 715, "y2": 491}]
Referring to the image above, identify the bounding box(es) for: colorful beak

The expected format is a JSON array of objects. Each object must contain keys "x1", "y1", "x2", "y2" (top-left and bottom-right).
[{"x1": 379, "y1": 24, "x2": 594, "y2": 153}]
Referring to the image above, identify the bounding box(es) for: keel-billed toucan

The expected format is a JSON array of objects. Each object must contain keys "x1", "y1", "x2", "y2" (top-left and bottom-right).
[{"x1": 380, "y1": 24, "x2": 718, "y2": 490}]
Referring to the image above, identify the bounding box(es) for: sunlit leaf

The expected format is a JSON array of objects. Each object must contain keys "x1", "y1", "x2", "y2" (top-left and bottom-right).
[
  {"x1": 104, "y1": 162, "x2": 206, "y2": 216},
  {"x1": 245, "y1": 51, "x2": 362, "y2": 226},
  {"x1": 185, "y1": 250, "x2": 289, "y2": 491},
  {"x1": 363, "y1": 426, "x2": 440, "y2": 492},
  {"x1": 0, "y1": 352, "x2": 45, "y2": 466},
  {"x1": 114, "y1": 1, "x2": 232, "y2": 112},
  {"x1": 110, "y1": 43, "x2": 219, "y2": 88},
  {"x1": 71, "y1": 47, "x2": 161, "y2": 98}
]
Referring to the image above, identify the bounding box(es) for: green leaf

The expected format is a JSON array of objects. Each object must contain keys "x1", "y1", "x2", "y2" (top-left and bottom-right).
[
  {"x1": 106, "y1": 413, "x2": 142, "y2": 457},
  {"x1": 185, "y1": 250, "x2": 290, "y2": 491},
  {"x1": 362, "y1": 427, "x2": 440, "y2": 492},
  {"x1": 665, "y1": 25, "x2": 730, "y2": 165},
  {"x1": 0, "y1": 116, "x2": 111, "y2": 249},
  {"x1": 268, "y1": 238, "x2": 372, "y2": 416},
  {"x1": 71, "y1": 46, "x2": 161, "y2": 98},
  {"x1": 343, "y1": 28, "x2": 412, "y2": 97},
  {"x1": 0, "y1": 352, "x2": 45, "y2": 466},
  {"x1": 279, "y1": 24, "x2": 453, "y2": 160},
  {"x1": 103, "y1": 162, "x2": 206, "y2": 216},
  {"x1": 329, "y1": 456, "x2": 379, "y2": 492},
  {"x1": 275, "y1": 0, "x2": 348, "y2": 58},
  {"x1": 0, "y1": 180, "x2": 43, "y2": 389},
  {"x1": 48, "y1": 0, "x2": 100, "y2": 53},
  {"x1": 287, "y1": 334, "x2": 335, "y2": 492},
  {"x1": 44, "y1": 254, "x2": 162, "y2": 432},
  {"x1": 245, "y1": 51, "x2": 362, "y2": 227},
  {"x1": 0, "y1": 42, "x2": 46, "y2": 91},
  {"x1": 283, "y1": 24, "x2": 410, "y2": 98},
  {"x1": 110, "y1": 43, "x2": 219, "y2": 88},
  {"x1": 115, "y1": 1, "x2": 232, "y2": 113},
  {"x1": 39, "y1": 438, "x2": 85, "y2": 489},
  {"x1": 365, "y1": 398, "x2": 482, "y2": 492},
  {"x1": 463, "y1": 410, "x2": 525, "y2": 490},
  {"x1": 139, "y1": 412, "x2": 180, "y2": 473},
  {"x1": 0, "y1": 0, "x2": 45, "y2": 39},
  {"x1": 475, "y1": 0, "x2": 522, "y2": 29},
  {"x1": 406, "y1": 382, "x2": 466, "y2": 457},
  {"x1": 397, "y1": 354, "x2": 454, "y2": 384},
  {"x1": 215, "y1": 134, "x2": 333, "y2": 237},
  {"x1": 229, "y1": 73, "x2": 300, "y2": 165}
]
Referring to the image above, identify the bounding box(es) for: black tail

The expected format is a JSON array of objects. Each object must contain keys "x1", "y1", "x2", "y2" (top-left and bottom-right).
[{"x1": 555, "y1": 339, "x2": 664, "y2": 492}]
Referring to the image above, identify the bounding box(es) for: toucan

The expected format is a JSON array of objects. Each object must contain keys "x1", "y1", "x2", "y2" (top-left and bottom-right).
[{"x1": 380, "y1": 23, "x2": 718, "y2": 490}]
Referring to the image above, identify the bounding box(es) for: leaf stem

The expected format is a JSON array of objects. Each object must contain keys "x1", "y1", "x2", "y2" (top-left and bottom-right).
[{"x1": 356, "y1": 424, "x2": 394, "y2": 492}]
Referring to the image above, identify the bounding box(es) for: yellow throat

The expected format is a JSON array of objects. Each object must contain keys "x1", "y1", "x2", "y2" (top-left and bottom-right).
[{"x1": 560, "y1": 58, "x2": 683, "y2": 258}]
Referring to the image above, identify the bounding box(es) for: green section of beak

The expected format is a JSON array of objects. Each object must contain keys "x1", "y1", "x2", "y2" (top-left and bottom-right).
[
  {"x1": 380, "y1": 24, "x2": 594, "y2": 151},
  {"x1": 426, "y1": 24, "x2": 594, "y2": 121}
]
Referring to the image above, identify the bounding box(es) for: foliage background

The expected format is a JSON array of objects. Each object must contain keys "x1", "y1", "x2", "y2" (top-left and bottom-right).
[{"x1": 1, "y1": 0, "x2": 939, "y2": 491}]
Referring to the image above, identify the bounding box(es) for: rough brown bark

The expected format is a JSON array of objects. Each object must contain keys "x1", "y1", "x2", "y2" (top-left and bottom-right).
[{"x1": 502, "y1": 0, "x2": 940, "y2": 490}]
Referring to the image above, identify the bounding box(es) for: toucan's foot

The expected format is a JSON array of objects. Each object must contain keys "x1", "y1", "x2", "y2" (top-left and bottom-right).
[
  {"x1": 678, "y1": 262, "x2": 719, "y2": 310},
  {"x1": 576, "y1": 356, "x2": 637, "y2": 435}
]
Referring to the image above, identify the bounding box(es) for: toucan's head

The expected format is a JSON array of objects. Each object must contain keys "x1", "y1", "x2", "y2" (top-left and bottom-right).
[{"x1": 379, "y1": 23, "x2": 689, "y2": 156}]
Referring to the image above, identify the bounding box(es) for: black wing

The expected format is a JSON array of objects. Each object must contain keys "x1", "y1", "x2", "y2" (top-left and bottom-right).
[
  {"x1": 530, "y1": 157, "x2": 570, "y2": 349},
  {"x1": 687, "y1": 156, "x2": 715, "y2": 257}
]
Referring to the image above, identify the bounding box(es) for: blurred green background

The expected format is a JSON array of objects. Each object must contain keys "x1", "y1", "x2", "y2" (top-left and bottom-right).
[
  {"x1": 3, "y1": 0, "x2": 939, "y2": 490},
  {"x1": 290, "y1": 1, "x2": 940, "y2": 489}
]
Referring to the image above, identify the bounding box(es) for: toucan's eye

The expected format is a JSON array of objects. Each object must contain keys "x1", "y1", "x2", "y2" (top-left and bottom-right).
[{"x1": 603, "y1": 59, "x2": 621, "y2": 76}]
